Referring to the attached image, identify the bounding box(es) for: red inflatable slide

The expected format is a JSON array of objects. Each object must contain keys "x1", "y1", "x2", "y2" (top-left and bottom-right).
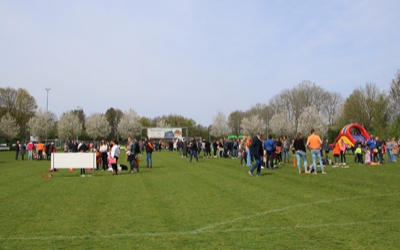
[{"x1": 335, "y1": 123, "x2": 371, "y2": 148}]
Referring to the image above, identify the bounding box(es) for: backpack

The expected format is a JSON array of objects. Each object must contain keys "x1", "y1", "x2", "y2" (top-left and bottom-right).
[
  {"x1": 147, "y1": 141, "x2": 154, "y2": 152},
  {"x1": 134, "y1": 142, "x2": 140, "y2": 154}
]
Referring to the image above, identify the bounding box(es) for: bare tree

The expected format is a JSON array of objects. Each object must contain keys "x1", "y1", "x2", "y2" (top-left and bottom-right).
[
  {"x1": 268, "y1": 81, "x2": 342, "y2": 133},
  {"x1": 210, "y1": 111, "x2": 230, "y2": 138},
  {"x1": 105, "y1": 108, "x2": 123, "y2": 139},
  {"x1": 57, "y1": 111, "x2": 82, "y2": 140},
  {"x1": 0, "y1": 87, "x2": 17, "y2": 115},
  {"x1": 340, "y1": 83, "x2": 390, "y2": 134},
  {"x1": 26, "y1": 108, "x2": 57, "y2": 141},
  {"x1": 85, "y1": 113, "x2": 111, "y2": 141},
  {"x1": 268, "y1": 111, "x2": 294, "y2": 137},
  {"x1": 298, "y1": 106, "x2": 328, "y2": 138},
  {"x1": 240, "y1": 114, "x2": 265, "y2": 137},
  {"x1": 117, "y1": 108, "x2": 141, "y2": 140},
  {"x1": 0, "y1": 112, "x2": 20, "y2": 142},
  {"x1": 228, "y1": 110, "x2": 244, "y2": 135},
  {"x1": 324, "y1": 92, "x2": 343, "y2": 125}
]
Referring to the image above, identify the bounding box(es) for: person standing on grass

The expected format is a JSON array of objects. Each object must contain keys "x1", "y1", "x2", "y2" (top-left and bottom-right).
[
  {"x1": 36, "y1": 141, "x2": 44, "y2": 160},
  {"x1": 386, "y1": 138, "x2": 394, "y2": 163},
  {"x1": 248, "y1": 132, "x2": 263, "y2": 177},
  {"x1": 339, "y1": 139, "x2": 347, "y2": 165},
  {"x1": 182, "y1": 138, "x2": 188, "y2": 158},
  {"x1": 306, "y1": 129, "x2": 326, "y2": 174},
  {"x1": 376, "y1": 136, "x2": 383, "y2": 164},
  {"x1": 127, "y1": 137, "x2": 140, "y2": 173},
  {"x1": 355, "y1": 144, "x2": 363, "y2": 164},
  {"x1": 367, "y1": 135, "x2": 376, "y2": 163},
  {"x1": 27, "y1": 141, "x2": 34, "y2": 160},
  {"x1": 246, "y1": 136, "x2": 252, "y2": 167},
  {"x1": 240, "y1": 138, "x2": 247, "y2": 166},
  {"x1": 212, "y1": 139, "x2": 218, "y2": 158},
  {"x1": 15, "y1": 141, "x2": 20, "y2": 160},
  {"x1": 392, "y1": 138, "x2": 398, "y2": 162},
  {"x1": 20, "y1": 142, "x2": 26, "y2": 160},
  {"x1": 189, "y1": 137, "x2": 198, "y2": 162},
  {"x1": 205, "y1": 139, "x2": 211, "y2": 158},
  {"x1": 293, "y1": 132, "x2": 308, "y2": 174},
  {"x1": 144, "y1": 137, "x2": 154, "y2": 168},
  {"x1": 322, "y1": 139, "x2": 330, "y2": 163},
  {"x1": 332, "y1": 140, "x2": 340, "y2": 166},
  {"x1": 99, "y1": 140, "x2": 108, "y2": 171},
  {"x1": 264, "y1": 135, "x2": 276, "y2": 169},
  {"x1": 127, "y1": 137, "x2": 135, "y2": 173},
  {"x1": 282, "y1": 136, "x2": 290, "y2": 163},
  {"x1": 110, "y1": 139, "x2": 120, "y2": 175}
]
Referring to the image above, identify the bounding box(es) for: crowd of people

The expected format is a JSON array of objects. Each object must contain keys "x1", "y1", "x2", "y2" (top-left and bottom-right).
[
  {"x1": 13, "y1": 131, "x2": 399, "y2": 178},
  {"x1": 14, "y1": 141, "x2": 55, "y2": 161}
]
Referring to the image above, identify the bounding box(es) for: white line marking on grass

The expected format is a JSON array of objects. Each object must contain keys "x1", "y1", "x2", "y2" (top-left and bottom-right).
[
  {"x1": 191, "y1": 192, "x2": 400, "y2": 234},
  {"x1": 1, "y1": 220, "x2": 399, "y2": 241},
  {"x1": 0, "y1": 193, "x2": 398, "y2": 241},
  {"x1": 211, "y1": 219, "x2": 400, "y2": 234}
]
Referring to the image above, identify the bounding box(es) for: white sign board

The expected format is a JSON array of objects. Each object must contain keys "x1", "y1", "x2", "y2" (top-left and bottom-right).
[
  {"x1": 51, "y1": 152, "x2": 96, "y2": 170},
  {"x1": 147, "y1": 128, "x2": 182, "y2": 139}
]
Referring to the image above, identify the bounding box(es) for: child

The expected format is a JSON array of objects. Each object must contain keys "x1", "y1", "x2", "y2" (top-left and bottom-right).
[
  {"x1": 134, "y1": 156, "x2": 139, "y2": 172},
  {"x1": 365, "y1": 146, "x2": 371, "y2": 164},
  {"x1": 323, "y1": 139, "x2": 330, "y2": 163},
  {"x1": 332, "y1": 140, "x2": 340, "y2": 167},
  {"x1": 355, "y1": 144, "x2": 363, "y2": 164},
  {"x1": 95, "y1": 148, "x2": 101, "y2": 170}
]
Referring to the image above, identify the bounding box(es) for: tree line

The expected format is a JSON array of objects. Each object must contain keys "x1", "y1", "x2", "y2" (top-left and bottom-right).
[{"x1": 1, "y1": 70, "x2": 400, "y2": 143}]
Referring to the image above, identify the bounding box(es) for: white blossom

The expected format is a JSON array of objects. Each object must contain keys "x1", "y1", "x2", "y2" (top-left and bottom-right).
[
  {"x1": 0, "y1": 113, "x2": 20, "y2": 141},
  {"x1": 298, "y1": 106, "x2": 328, "y2": 138},
  {"x1": 269, "y1": 111, "x2": 294, "y2": 136},
  {"x1": 57, "y1": 111, "x2": 82, "y2": 140},
  {"x1": 117, "y1": 108, "x2": 140, "y2": 139},
  {"x1": 210, "y1": 111, "x2": 230, "y2": 138},
  {"x1": 85, "y1": 113, "x2": 111, "y2": 140},
  {"x1": 240, "y1": 114, "x2": 265, "y2": 137},
  {"x1": 27, "y1": 108, "x2": 56, "y2": 141}
]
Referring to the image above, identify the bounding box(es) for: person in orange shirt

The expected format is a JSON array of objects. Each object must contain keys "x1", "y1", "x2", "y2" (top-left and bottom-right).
[
  {"x1": 306, "y1": 129, "x2": 326, "y2": 174},
  {"x1": 36, "y1": 141, "x2": 44, "y2": 160},
  {"x1": 246, "y1": 137, "x2": 252, "y2": 166},
  {"x1": 332, "y1": 140, "x2": 341, "y2": 166}
]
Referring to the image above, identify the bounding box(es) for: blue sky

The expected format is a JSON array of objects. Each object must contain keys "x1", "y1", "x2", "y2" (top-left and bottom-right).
[{"x1": 1, "y1": 0, "x2": 399, "y2": 126}]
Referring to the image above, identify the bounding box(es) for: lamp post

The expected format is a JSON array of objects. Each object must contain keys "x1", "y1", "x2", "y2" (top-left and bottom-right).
[{"x1": 45, "y1": 88, "x2": 51, "y2": 143}]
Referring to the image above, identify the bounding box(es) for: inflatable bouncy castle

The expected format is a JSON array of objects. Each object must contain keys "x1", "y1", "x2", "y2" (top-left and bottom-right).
[{"x1": 336, "y1": 123, "x2": 371, "y2": 148}]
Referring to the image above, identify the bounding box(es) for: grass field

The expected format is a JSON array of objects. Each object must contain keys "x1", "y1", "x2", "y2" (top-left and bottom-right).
[{"x1": 0, "y1": 150, "x2": 399, "y2": 249}]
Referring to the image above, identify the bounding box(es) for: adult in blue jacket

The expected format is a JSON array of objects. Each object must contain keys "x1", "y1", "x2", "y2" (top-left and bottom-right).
[
  {"x1": 248, "y1": 133, "x2": 264, "y2": 177},
  {"x1": 367, "y1": 135, "x2": 377, "y2": 162},
  {"x1": 264, "y1": 135, "x2": 276, "y2": 169}
]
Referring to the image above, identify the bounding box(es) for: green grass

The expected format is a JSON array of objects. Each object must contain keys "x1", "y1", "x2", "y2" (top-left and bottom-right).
[{"x1": 0, "y1": 150, "x2": 399, "y2": 249}]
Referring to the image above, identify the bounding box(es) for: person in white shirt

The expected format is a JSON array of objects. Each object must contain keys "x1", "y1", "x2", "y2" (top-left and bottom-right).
[
  {"x1": 99, "y1": 140, "x2": 109, "y2": 171},
  {"x1": 110, "y1": 139, "x2": 120, "y2": 175}
]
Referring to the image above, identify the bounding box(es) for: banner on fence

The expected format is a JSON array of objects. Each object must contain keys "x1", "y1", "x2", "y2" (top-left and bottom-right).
[{"x1": 147, "y1": 128, "x2": 183, "y2": 139}]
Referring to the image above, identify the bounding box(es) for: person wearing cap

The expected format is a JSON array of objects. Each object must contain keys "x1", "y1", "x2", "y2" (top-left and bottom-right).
[{"x1": 248, "y1": 132, "x2": 263, "y2": 177}]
